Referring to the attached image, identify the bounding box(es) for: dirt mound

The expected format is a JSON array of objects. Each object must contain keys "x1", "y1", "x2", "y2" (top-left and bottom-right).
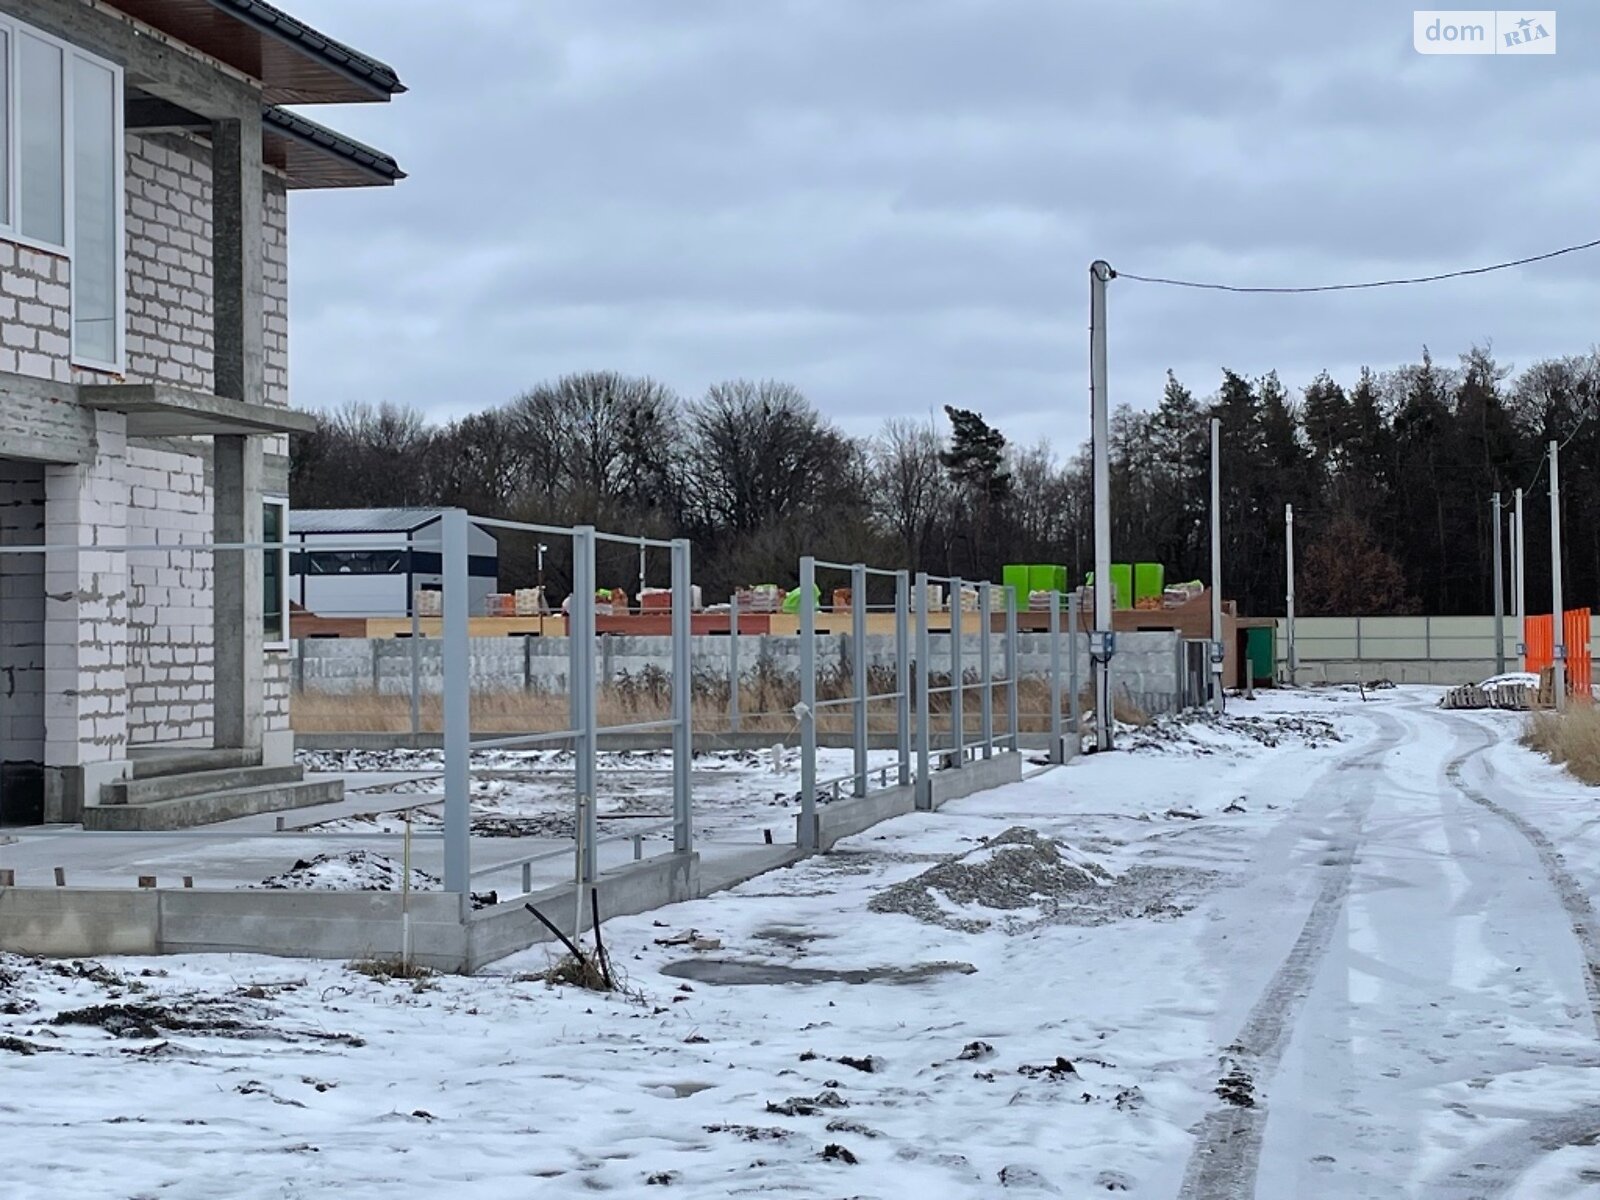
[
  {"x1": 868, "y1": 827, "x2": 1114, "y2": 933},
  {"x1": 870, "y1": 827, "x2": 1219, "y2": 933}
]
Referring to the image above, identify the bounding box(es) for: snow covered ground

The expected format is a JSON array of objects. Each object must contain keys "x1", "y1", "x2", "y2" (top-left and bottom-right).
[{"x1": 6, "y1": 686, "x2": 1600, "y2": 1198}]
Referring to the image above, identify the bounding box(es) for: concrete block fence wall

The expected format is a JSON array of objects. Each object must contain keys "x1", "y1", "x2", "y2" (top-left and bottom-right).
[
  {"x1": 289, "y1": 629, "x2": 1186, "y2": 717},
  {"x1": 1275, "y1": 614, "x2": 1600, "y2": 686}
]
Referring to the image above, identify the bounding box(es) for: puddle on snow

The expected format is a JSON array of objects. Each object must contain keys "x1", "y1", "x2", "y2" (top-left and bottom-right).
[{"x1": 659, "y1": 959, "x2": 976, "y2": 986}]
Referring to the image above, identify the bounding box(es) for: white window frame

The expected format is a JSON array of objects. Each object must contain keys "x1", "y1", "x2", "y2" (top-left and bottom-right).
[
  {"x1": 263, "y1": 495, "x2": 291, "y2": 650},
  {"x1": 0, "y1": 13, "x2": 125, "y2": 374}
]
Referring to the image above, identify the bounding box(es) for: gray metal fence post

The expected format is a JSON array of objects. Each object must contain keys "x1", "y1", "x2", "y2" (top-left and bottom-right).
[
  {"x1": 671, "y1": 538, "x2": 693, "y2": 854},
  {"x1": 1005, "y1": 585, "x2": 1019, "y2": 753},
  {"x1": 895, "y1": 570, "x2": 911, "y2": 788},
  {"x1": 409, "y1": 603, "x2": 421, "y2": 737},
  {"x1": 1049, "y1": 590, "x2": 1063, "y2": 763},
  {"x1": 915, "y1": 571, "x2": 932, "y2": 809},
  {"x1": 951, "y1": 577, "x2": 965, "y2": 767},
  {"x1": 978, "y1": 581, "x2": 994, "y2": 759},
  {"x1": 573, "y1": 527, "x2": 599, "y2": 883},
  {"x1": 728, "y1": 599, "x2": 741, "y2": 733},
  {"x1": 851, "y1": 563, "x2": 868, "y2": 797},
  {"x1": 441, "y1": 509, "x2": 472, "y2": 897},
  {"x1": 1068, "y1": 589, "x2": 1081, "y2": 738},
  {"x1": 799, "y1": 556, "x2": 818, "y2": 850}
]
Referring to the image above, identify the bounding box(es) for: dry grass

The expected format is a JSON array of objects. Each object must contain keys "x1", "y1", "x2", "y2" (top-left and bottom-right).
[
  {"x1": 1522, "y1": 704, "x2": 1600, "y2": 785},
  {"x1": 347, "y1": 956, "x2": 437, "y2": 983},
  {"x1": 291, "y1": 677, "x2": 1149, "y2": 736}
]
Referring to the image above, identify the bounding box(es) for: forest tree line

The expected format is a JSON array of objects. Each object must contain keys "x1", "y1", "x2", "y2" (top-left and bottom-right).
[{"x1": 288, "y1": 346, "x2": 1600, "y2": 617}]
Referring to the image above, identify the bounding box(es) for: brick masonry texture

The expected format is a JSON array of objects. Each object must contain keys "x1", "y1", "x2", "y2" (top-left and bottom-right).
[
  {"x1": 0, "y1": 131, "x2": 289, "y2": 400},
  {"x1": 126, "y1": 446, "x2": 215, "y2": 746},
  {"x1": 43, "y1": 412, "x2": 130, "y2": 769},
  {"x1": 1, "y1": 127, "x2": 295, "y2": 759},
  {"x1": 0, "y1": 241, "x2": 73, "y2": 383}
]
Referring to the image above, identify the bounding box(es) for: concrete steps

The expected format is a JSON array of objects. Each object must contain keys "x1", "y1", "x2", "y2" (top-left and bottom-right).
[
  {"x1": 84, "y1": 776, "x2": 344, "y2": 831},
  {"x1": 102, "y1": 764, "x2": 303, "y2": 806},
  {"x1": 126, "y1": 746, "x2": 264, "y2": 779}
]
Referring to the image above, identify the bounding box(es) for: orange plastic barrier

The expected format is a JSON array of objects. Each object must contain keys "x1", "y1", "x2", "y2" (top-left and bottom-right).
[{"x1": 1523, "y1": 608, "x2": 1592, "y2": 697}]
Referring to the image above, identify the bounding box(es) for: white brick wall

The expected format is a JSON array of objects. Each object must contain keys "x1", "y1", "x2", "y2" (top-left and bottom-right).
[
  {"x1": 263, "y1": 183, "x2": 289, "y2": 409},
  {"x1": 0, "y1": 131, "x2": 291, "y2": 399},
  {"x1": 126, "y1": 445, "x2": 215, "y2": 746},
  {"x1": 265, "y1": 653, "x2": 290, "y2": 733},
  {"x1": 123, "y1": 132, "x2": 214, "y2": 392},
  {"x1": 43, "y1": 411, "x2": 130, "y2": 769},
  {"x1": 2, "y1": 126, "x2": 295, "y2": 764},
  {"x1": 0, "y1": 241, "x2": 73, "y2": 383}
]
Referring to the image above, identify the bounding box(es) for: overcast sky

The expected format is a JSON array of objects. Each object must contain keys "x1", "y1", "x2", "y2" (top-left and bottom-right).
[{"x1": 285, "y1": 1, "x2": 1598, "y2": 453}]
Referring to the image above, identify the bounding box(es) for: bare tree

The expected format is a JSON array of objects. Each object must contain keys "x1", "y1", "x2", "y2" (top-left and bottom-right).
[
  {"x1": 681, "y1": 380, "x2": 858, "y2": 535},
  {"x1": 503, "y1": 372, "x2": 682, "y2": 520},
  {"x1": 868, "y1": 417, "x2": 952, "y2": 570}
]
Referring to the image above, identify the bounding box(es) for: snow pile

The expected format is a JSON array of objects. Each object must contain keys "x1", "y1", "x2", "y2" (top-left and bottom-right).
[
  {"x1": 1121, "y1": 710, "x2": 1342, "y2": 755},
  {"x1": 251, "y1": 851, "x2": 499, "y2": 909}
]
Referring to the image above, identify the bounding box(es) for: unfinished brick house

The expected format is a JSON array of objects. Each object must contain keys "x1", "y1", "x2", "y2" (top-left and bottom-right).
[{"x1": 0, "y1": 1, "x2": 402, "y2": 827}]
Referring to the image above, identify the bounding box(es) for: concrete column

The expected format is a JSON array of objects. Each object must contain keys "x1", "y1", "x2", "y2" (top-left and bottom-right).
[
  {"x1": 210, "y1": 115, "x2": 265, "y2": 407},
  {"x1": 213, "y1": 435, "x2": 263, "y2": 751},
  {"x1": 210, "y1": 111, "x2": 267, "y2": 757},
  {"x1": 42, "y1": 412, "x2": 129, "y2": 820}
]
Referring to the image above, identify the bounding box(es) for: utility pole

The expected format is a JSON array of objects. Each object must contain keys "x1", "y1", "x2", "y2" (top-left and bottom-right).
[
  {"x1": 1513, "y1": 487, "x2": 1525, "y2": 666},
  {"x1": 1285, "y1": 503, "x2": 1296, "y2": 684},
  {"x1": 1491, "y1": 493, "x2": 1505, "y2": 675},
  {"x1": 1550, "y1": 441, "x2": 1566, "y2": 712},
  {"x1": 1089, "y1": 261, "x2": 1116, "y2": 750},
  {"x1": 1210, "y1": 417, "x2": 1224, "y2": 713}
]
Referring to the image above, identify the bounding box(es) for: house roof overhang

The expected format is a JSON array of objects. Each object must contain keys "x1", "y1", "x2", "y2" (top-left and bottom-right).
[
  {"x1": 125, "y1": 97, "x2": 404, "y2": 189},
  {"x1": 78, "y1": 384, "x2": 321, "y2": 438},
  {"x1": 263, "y1": 107, "x2": 405, "y2": 189},
  {"x1": 101, "y1": 0, "x2": 404, "y2": 104}
]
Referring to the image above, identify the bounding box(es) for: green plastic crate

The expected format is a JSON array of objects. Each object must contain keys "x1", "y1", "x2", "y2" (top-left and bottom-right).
[
  {"x1": 1084, "y1": 567, "x2": 1134, "y2": 609},
  {"x1": 1028, "y1": 564, "x2": 1066, "y2": 594},
  {"x1": 1002, "y1": 565, "x2": 1030, "y2": 603},
  {"x1": 1110, "y1": 564, "x2": 1133, "y2": 610},
  {"x1": 1134, "y1": 563, "x2": 1165, "y2": 602}
]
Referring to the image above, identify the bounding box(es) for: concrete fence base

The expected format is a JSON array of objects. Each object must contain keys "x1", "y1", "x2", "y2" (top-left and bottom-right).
[{"x1": 2, "y1": 754, "x2": 1035, "y2": 971}]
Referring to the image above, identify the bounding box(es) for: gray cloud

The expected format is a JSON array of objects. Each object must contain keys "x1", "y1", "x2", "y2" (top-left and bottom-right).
[{"x1": 287, "y1": 1, "x2": 1600, "y2": 450}]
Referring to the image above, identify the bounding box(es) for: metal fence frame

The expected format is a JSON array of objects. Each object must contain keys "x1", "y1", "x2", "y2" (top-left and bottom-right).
[{"x1": 1, "y1": 519, "x2": 1127, "y2": 907}]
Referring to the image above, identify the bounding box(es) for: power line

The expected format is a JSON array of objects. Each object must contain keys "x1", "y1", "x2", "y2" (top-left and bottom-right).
[{"x1": 1115, "y1": 235, "x2": 1600, "y2": 294}]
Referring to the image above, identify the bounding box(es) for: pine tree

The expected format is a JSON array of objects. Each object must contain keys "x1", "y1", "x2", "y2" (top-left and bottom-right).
[{"x1": 940, "y1": 405, "x2": 1011, "y2": 577}]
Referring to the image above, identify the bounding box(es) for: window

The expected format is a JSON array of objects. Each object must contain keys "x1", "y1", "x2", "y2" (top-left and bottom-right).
[
  {"x1": 0, "y1": 16, "x2": 124, "y2": 370},
  {"x1": 263, "y1": 499, "x2": 288, "y2": 646},
  {"x1": 72, "y1": 58, "x2": 117, "y2": 367},
  {"x1": 0, "y1": 30, "x2": 9, "y2": 227},
  {"x1": 17, "y1": 33, "x2": 63, "y2": 246}
]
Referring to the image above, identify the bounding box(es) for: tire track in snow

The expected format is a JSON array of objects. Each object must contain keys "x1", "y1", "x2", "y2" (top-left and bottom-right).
[
  {"x1": 1443, "y1": 731, "x2": 1600, "y2": 1034},
  {"x1": 1175, "y1": 708, "x2": 1411, "y2": 1200},
  {"x1": 1417, "y1": 717, "x2": 1600, "y2": 1199}
]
